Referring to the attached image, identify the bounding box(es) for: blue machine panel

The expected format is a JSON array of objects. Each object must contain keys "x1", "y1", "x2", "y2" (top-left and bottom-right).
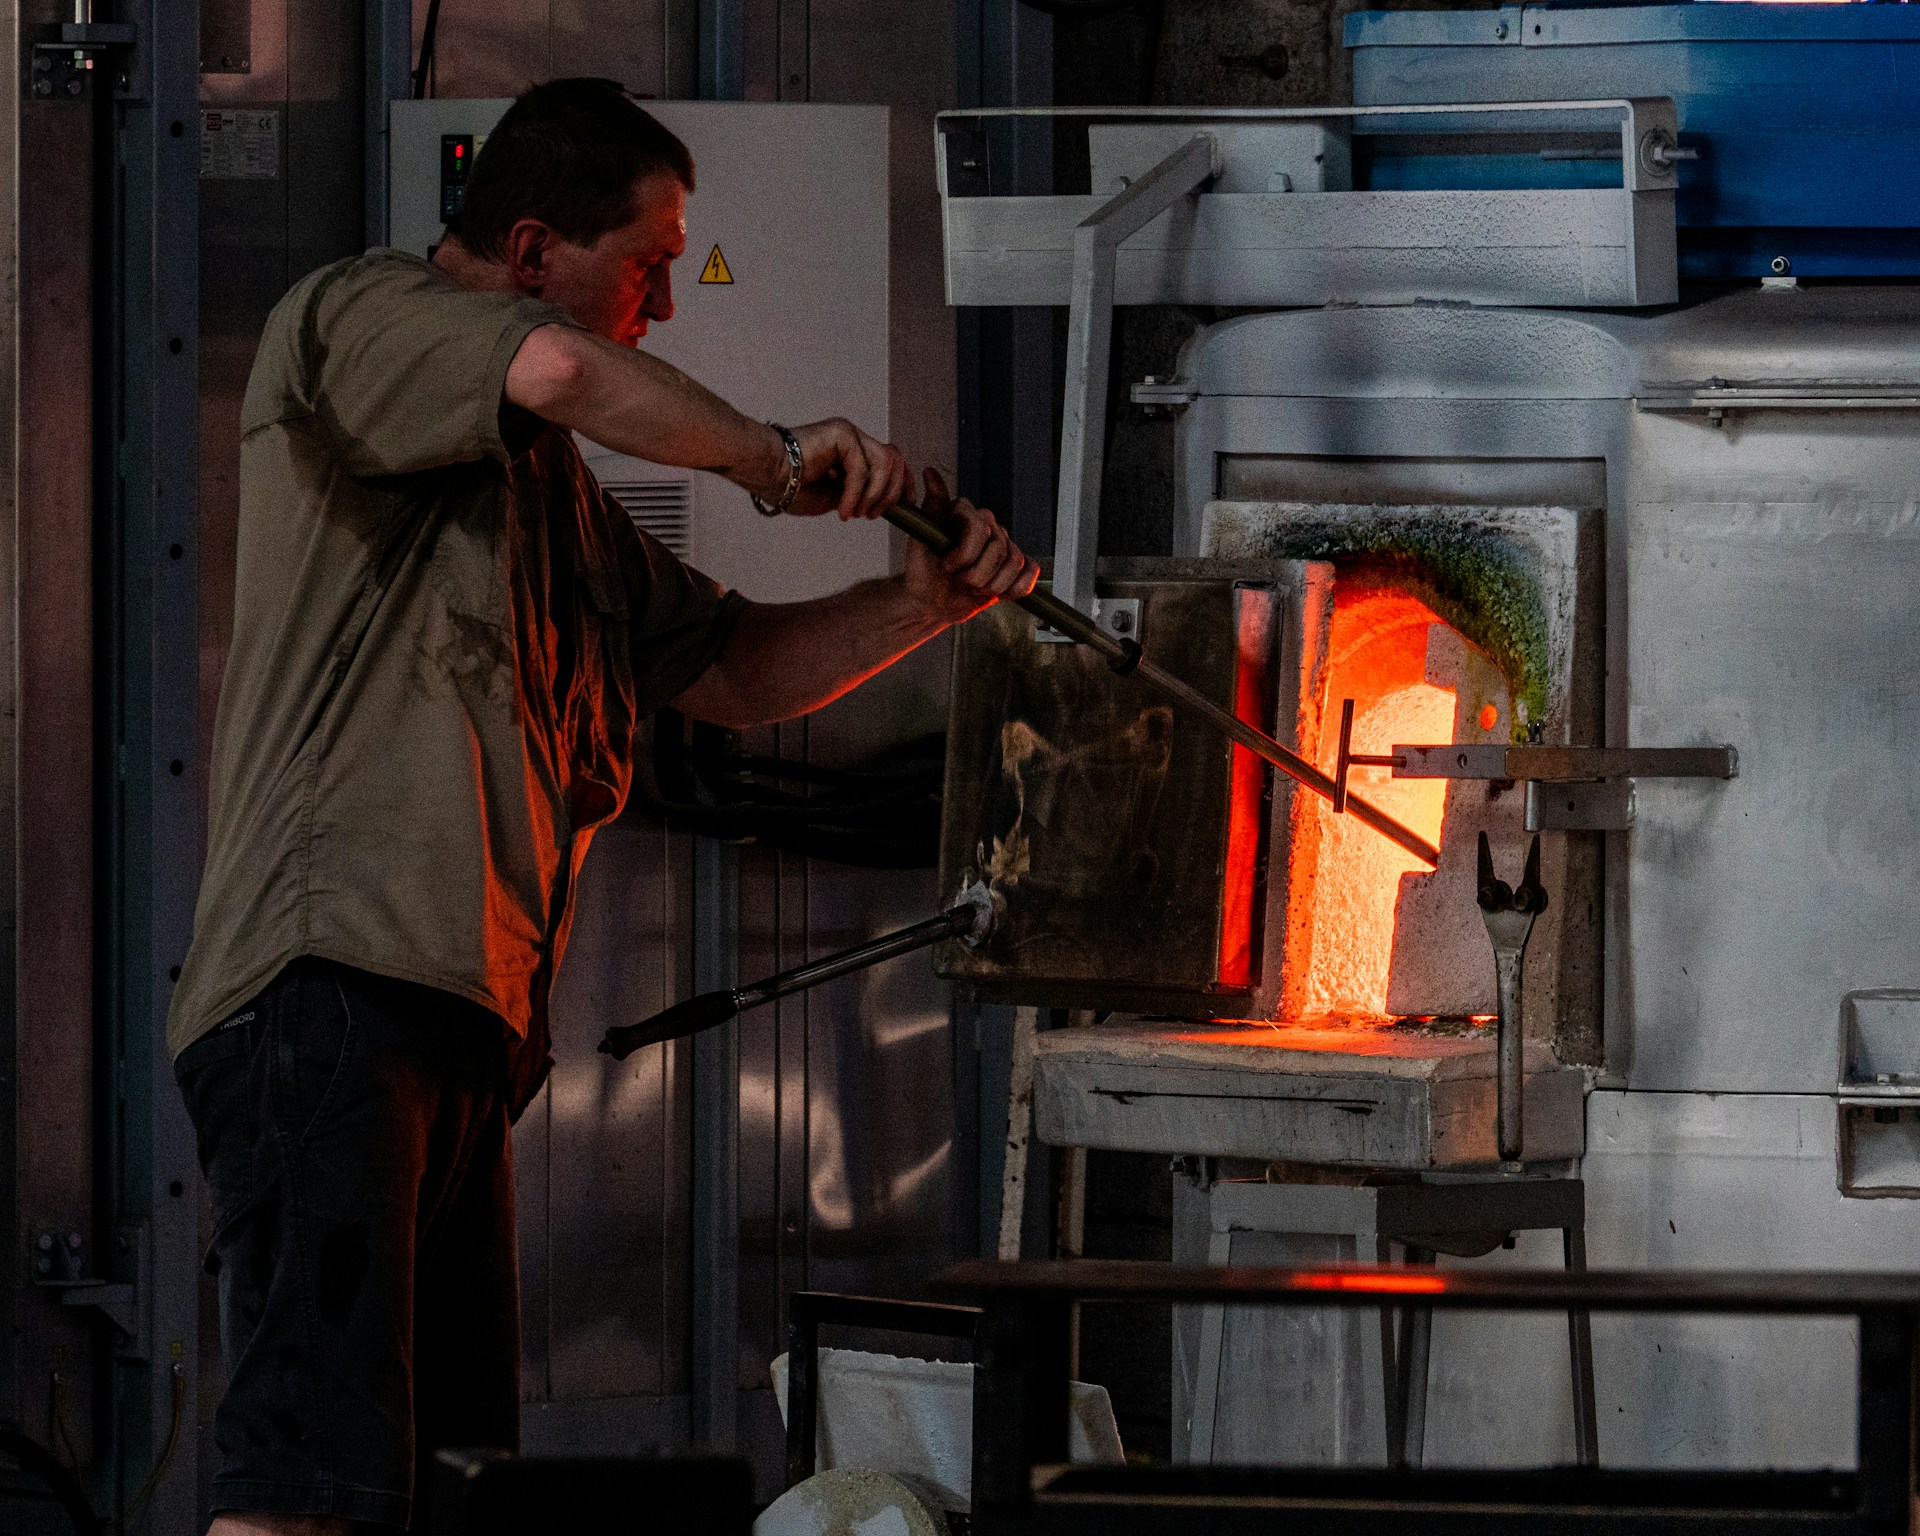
[{"x1": 1346, "y1": 3, "x2": 1920, "y2": 278}]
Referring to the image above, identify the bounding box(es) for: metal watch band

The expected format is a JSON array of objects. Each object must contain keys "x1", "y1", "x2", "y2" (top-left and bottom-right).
[{"x1": 750, "y1": 423, "x2": 804, "y2": 517}]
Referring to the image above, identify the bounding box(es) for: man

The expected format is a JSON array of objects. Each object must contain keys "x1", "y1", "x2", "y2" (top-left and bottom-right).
[{"x1": 168, "y1": 78, "x2": 1036, "y2": 1535}]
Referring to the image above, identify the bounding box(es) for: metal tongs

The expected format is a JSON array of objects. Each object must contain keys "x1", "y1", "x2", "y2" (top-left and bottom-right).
[
  {"x1": 1477, "y1": 832, "x2": 1548, "y2": 1164},
  {"x1": 600, "y1": 882, "x2": 999, "y2": 1060}
]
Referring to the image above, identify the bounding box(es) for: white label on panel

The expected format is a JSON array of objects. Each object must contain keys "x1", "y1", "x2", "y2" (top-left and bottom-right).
[{"x1": 200, "y1": 109, "x2": 280, "y2": 180}]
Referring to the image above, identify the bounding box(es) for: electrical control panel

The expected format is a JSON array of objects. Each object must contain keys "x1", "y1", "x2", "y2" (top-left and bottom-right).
[{"x1": 390, "y1": 99, "x2": 893, "y2": 604}]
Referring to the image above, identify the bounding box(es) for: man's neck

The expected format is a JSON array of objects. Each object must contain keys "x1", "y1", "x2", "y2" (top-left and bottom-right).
[{"x1": 431, "y1": 237, "x2": 519, "y2": 296}]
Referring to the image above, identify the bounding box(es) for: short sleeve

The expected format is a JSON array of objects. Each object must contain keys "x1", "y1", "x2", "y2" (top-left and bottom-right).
[
  {"x1": 609, "y1": 498, "x2": 749, "y2": 714},
  {"x1": 300, "y1": 252, "x2": 577, "y2": 480}
]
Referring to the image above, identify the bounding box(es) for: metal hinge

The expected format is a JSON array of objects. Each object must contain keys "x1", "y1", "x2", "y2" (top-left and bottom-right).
[{"x1": 1132, "y1": 376, "x2": 1198, "y2": 415}]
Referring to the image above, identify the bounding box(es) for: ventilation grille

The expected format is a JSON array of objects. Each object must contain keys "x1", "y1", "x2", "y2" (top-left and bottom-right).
[{"x1": 604, "y1": 480, "x2": 694, "y2": 560}]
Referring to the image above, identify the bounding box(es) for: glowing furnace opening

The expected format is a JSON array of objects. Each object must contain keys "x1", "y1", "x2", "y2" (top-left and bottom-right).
[{"x1": 1288, "y1": 582, "x2": 1481, "y2": 1023}]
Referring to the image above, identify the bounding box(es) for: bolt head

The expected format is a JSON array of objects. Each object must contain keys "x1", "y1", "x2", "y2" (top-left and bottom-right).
[
  {"x1": 32, "y1": 79, "x2": 51, "y2": 97},
  {"x1": 1770, "y1": 255, "x2": 1792, "y2": 276},
  {"x1": 65, "y1": 1232, "x2": 80, "y2": 1250},
  {"x1": 36, "y1": 1234, "x2": 52, "y2": 1251},
  {"x1": 64, "y1": 79, "x2": 83, "y2": 97}
]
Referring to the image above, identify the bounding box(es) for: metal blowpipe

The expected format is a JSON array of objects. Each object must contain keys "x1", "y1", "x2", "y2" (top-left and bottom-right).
[
  {"x1": 599, "y1": 892, "x2": 996, "y2": 1060},
  {"x1": 885, "y1": 502, "x2": 1441, "y2": 867}
]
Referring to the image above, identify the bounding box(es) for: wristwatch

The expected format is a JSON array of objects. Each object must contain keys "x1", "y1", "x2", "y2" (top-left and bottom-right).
[{"x1": 751, "y1": 424, "x2": 804, "y2": 517}]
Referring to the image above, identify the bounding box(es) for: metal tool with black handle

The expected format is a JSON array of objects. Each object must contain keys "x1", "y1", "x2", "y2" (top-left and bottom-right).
[
  {"x1": 1476, "y1": 831, "x2": 1548, "y2": 1163},
  {"x1": 883, "y1": 500, "x2": 1441, "y2": 868},
  {"x1": 600, "y1": 884, "x2": 997, "y2": 1060}
]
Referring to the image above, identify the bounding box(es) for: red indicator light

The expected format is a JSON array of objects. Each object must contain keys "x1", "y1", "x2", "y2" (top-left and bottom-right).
[
  {"x1": 1293, "y1": 1270, "x2": 1448, "y2": 1296},
  {"x1": 454, "y1": 144, "x2": 465, "y2": 157}
]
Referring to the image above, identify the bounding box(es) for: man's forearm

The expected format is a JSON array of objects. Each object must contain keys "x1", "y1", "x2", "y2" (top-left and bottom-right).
[
  {"x1": 672, "y1": 577, "x2": 950, "y2": 728},
  {"x1": 506, "y1": 323, "x2": 785, "y2": 494}
]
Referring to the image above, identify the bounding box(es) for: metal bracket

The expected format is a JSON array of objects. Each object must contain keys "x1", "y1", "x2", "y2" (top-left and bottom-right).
[
  {"x1": 1394, "y1": 744, "x2": 1737, "y2": 783},
  {"x1": 1638, "y1": 380, "x2": 1920, "y2": 429},
  {"x1": 1036, "y1": 596, "x2": 1143, "y2": 648},
  {"x1": 33, "y1": 1224, "x2": 148, "y2": 1360},
  {"x1": 29, "y1": 22, "x2": 136, "y2": 101},
  {"x1": 1131, "y1": 376, "x2": 1199, "y2": 416},
  {"x1": 1525, "y1": 778, "x2": 1634, "y2": 833},
  {"x1": 1386, "y1": 743, "x2": 1728, "y2": 833}
]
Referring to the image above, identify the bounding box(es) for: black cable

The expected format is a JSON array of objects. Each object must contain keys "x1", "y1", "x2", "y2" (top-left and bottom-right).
[
  {"x1": 635, "y1": 713, "x2": 944, "y2": 868},
  {"x1": 412, "y1": 0, "x2": 445, "y2": 99},
  {"x1": 111, "y1": 1365, "x2": 185, "y2": 1532}
]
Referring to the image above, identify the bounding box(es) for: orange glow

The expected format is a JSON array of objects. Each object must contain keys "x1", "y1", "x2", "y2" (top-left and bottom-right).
[
  {"x1": 1293, "y1": 586, "x2": 1454, "y2": 1022},
  {"x1": 1292, "y1": 1270, "x2": 1449, "y2": 1296},
  {"x1": 1218, "y1": 592, "x2": 1277, "y2": 988},
  {"x1": 1478, "y1": 702, "x2": 1499, "y2": 732}
]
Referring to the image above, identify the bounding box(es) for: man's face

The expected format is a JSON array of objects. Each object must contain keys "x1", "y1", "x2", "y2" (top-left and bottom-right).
[{"x1": 532, "y1": 169, "x2": 687, "y2": 346}]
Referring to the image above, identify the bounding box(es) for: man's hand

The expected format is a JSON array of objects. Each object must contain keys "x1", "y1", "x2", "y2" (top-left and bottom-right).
[
  {"x1": 670, "y1": 471, "x2": 1038, "y2": 729},
  {"x1": 758, "y1": 418, "x2": 912, "y2": 521},
  {"x1": 903, "y1": 468, "x2": 1039, "y2": 625}
]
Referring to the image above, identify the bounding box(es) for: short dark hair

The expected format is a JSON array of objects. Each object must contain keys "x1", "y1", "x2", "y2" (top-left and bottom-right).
[{"x1": 445, "y1": 78, "x2": 695, "y2": 260}]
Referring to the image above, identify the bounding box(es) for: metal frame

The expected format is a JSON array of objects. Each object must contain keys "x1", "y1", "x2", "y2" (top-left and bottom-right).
[
  {"x1": 937, "y1": 100, "x2": 1681, "y2": 310},
  {"x1": 1049, "y1": 134, "x2": 1218, "y2": 617},
  {"x1": 941, "y1": 1260, "x2": 1919, "y2": 1534},
  {"x1": 1181, "y1": 1178, "x2": 1596, "y2": 1471}
]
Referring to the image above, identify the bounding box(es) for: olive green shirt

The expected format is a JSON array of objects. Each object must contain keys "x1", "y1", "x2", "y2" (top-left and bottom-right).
[{"x1": 168, "y1": 250, "x2": 744, "y2": 1058}]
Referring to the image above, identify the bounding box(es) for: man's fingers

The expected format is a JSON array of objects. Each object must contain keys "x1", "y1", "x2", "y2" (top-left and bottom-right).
[
  {"x1": 835, "y1": 428, "x2": 870, "y2": 519},
  {"x1": 942, "y1": 500, "x2": 995, "y2": 572},
  {"x1": 881, "y1": 449, "x2": 913, "y2": 513},
  {"x1": 982, "y1": 547, "x2": 1036, "y2": 597},
  {"x1": 953, "y1": 505, "x2": 1017, "y2": 589},
  {"x1": 850, "y1": 430, "x2": 903, "y2": 519},
  {"x1": 922, "y1": 466, "x2": 952, "y2": 512}
]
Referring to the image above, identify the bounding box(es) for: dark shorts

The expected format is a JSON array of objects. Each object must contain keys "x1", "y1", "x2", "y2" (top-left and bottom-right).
[{"x1": 175, "y1": 958, "x2": 523, "y2": 1529}]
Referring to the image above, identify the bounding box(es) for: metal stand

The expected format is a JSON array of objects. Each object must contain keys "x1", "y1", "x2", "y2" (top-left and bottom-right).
[{"x1": 1184, "y1": 1174, "x2": 1598, "y2": 1469}]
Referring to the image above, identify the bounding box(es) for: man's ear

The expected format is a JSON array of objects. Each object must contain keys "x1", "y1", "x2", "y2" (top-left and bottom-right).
[{"x1": 502, "y1": 219, "x2": 555, "y2": 295}]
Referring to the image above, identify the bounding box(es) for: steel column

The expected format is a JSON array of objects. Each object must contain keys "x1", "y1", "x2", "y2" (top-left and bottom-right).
[{"x1": 104, "y1": 0, "x2": 202, "y2": 1528}]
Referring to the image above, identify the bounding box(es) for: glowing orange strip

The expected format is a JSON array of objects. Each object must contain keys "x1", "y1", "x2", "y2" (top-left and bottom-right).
[{"x1": 1291, "y1": 1270, "x2": 1449, "y2": 1296}]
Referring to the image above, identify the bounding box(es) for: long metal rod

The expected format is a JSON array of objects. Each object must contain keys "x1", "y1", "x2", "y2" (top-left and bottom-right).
[
  {"x1": 885, "y1": 503, "x2": 1441, "y2": 866},
  {"x1": 601, "y1": 902, "x2": 982, "y2": 1059},
  {"x1": 738, "y1": 905, "x2": 979, "y2": 1011}
]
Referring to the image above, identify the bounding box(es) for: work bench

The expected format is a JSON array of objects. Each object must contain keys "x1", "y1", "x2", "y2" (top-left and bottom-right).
[{"x1": 934, "y1": 1260, "x2": 1920, "y2": 1535}]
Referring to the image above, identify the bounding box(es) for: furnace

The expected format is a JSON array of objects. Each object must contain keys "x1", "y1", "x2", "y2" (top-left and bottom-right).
[
  {"x1": 920, "y1": 56, "x2": 1920, "y2": 1472},
  {"x1": 938, "y1": 488, "x2": 1607, "y2": 1171}
]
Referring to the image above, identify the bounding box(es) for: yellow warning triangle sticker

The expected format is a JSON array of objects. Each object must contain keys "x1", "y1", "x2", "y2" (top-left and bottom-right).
[{"x1": 699, "y1": 245, "x2": 734, "y2": 284}]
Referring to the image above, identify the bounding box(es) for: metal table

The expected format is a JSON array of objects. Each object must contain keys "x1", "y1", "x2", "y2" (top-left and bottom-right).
[{"x1": 935, "y1": 1260, "x2": 1920, "y2": 1535}]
